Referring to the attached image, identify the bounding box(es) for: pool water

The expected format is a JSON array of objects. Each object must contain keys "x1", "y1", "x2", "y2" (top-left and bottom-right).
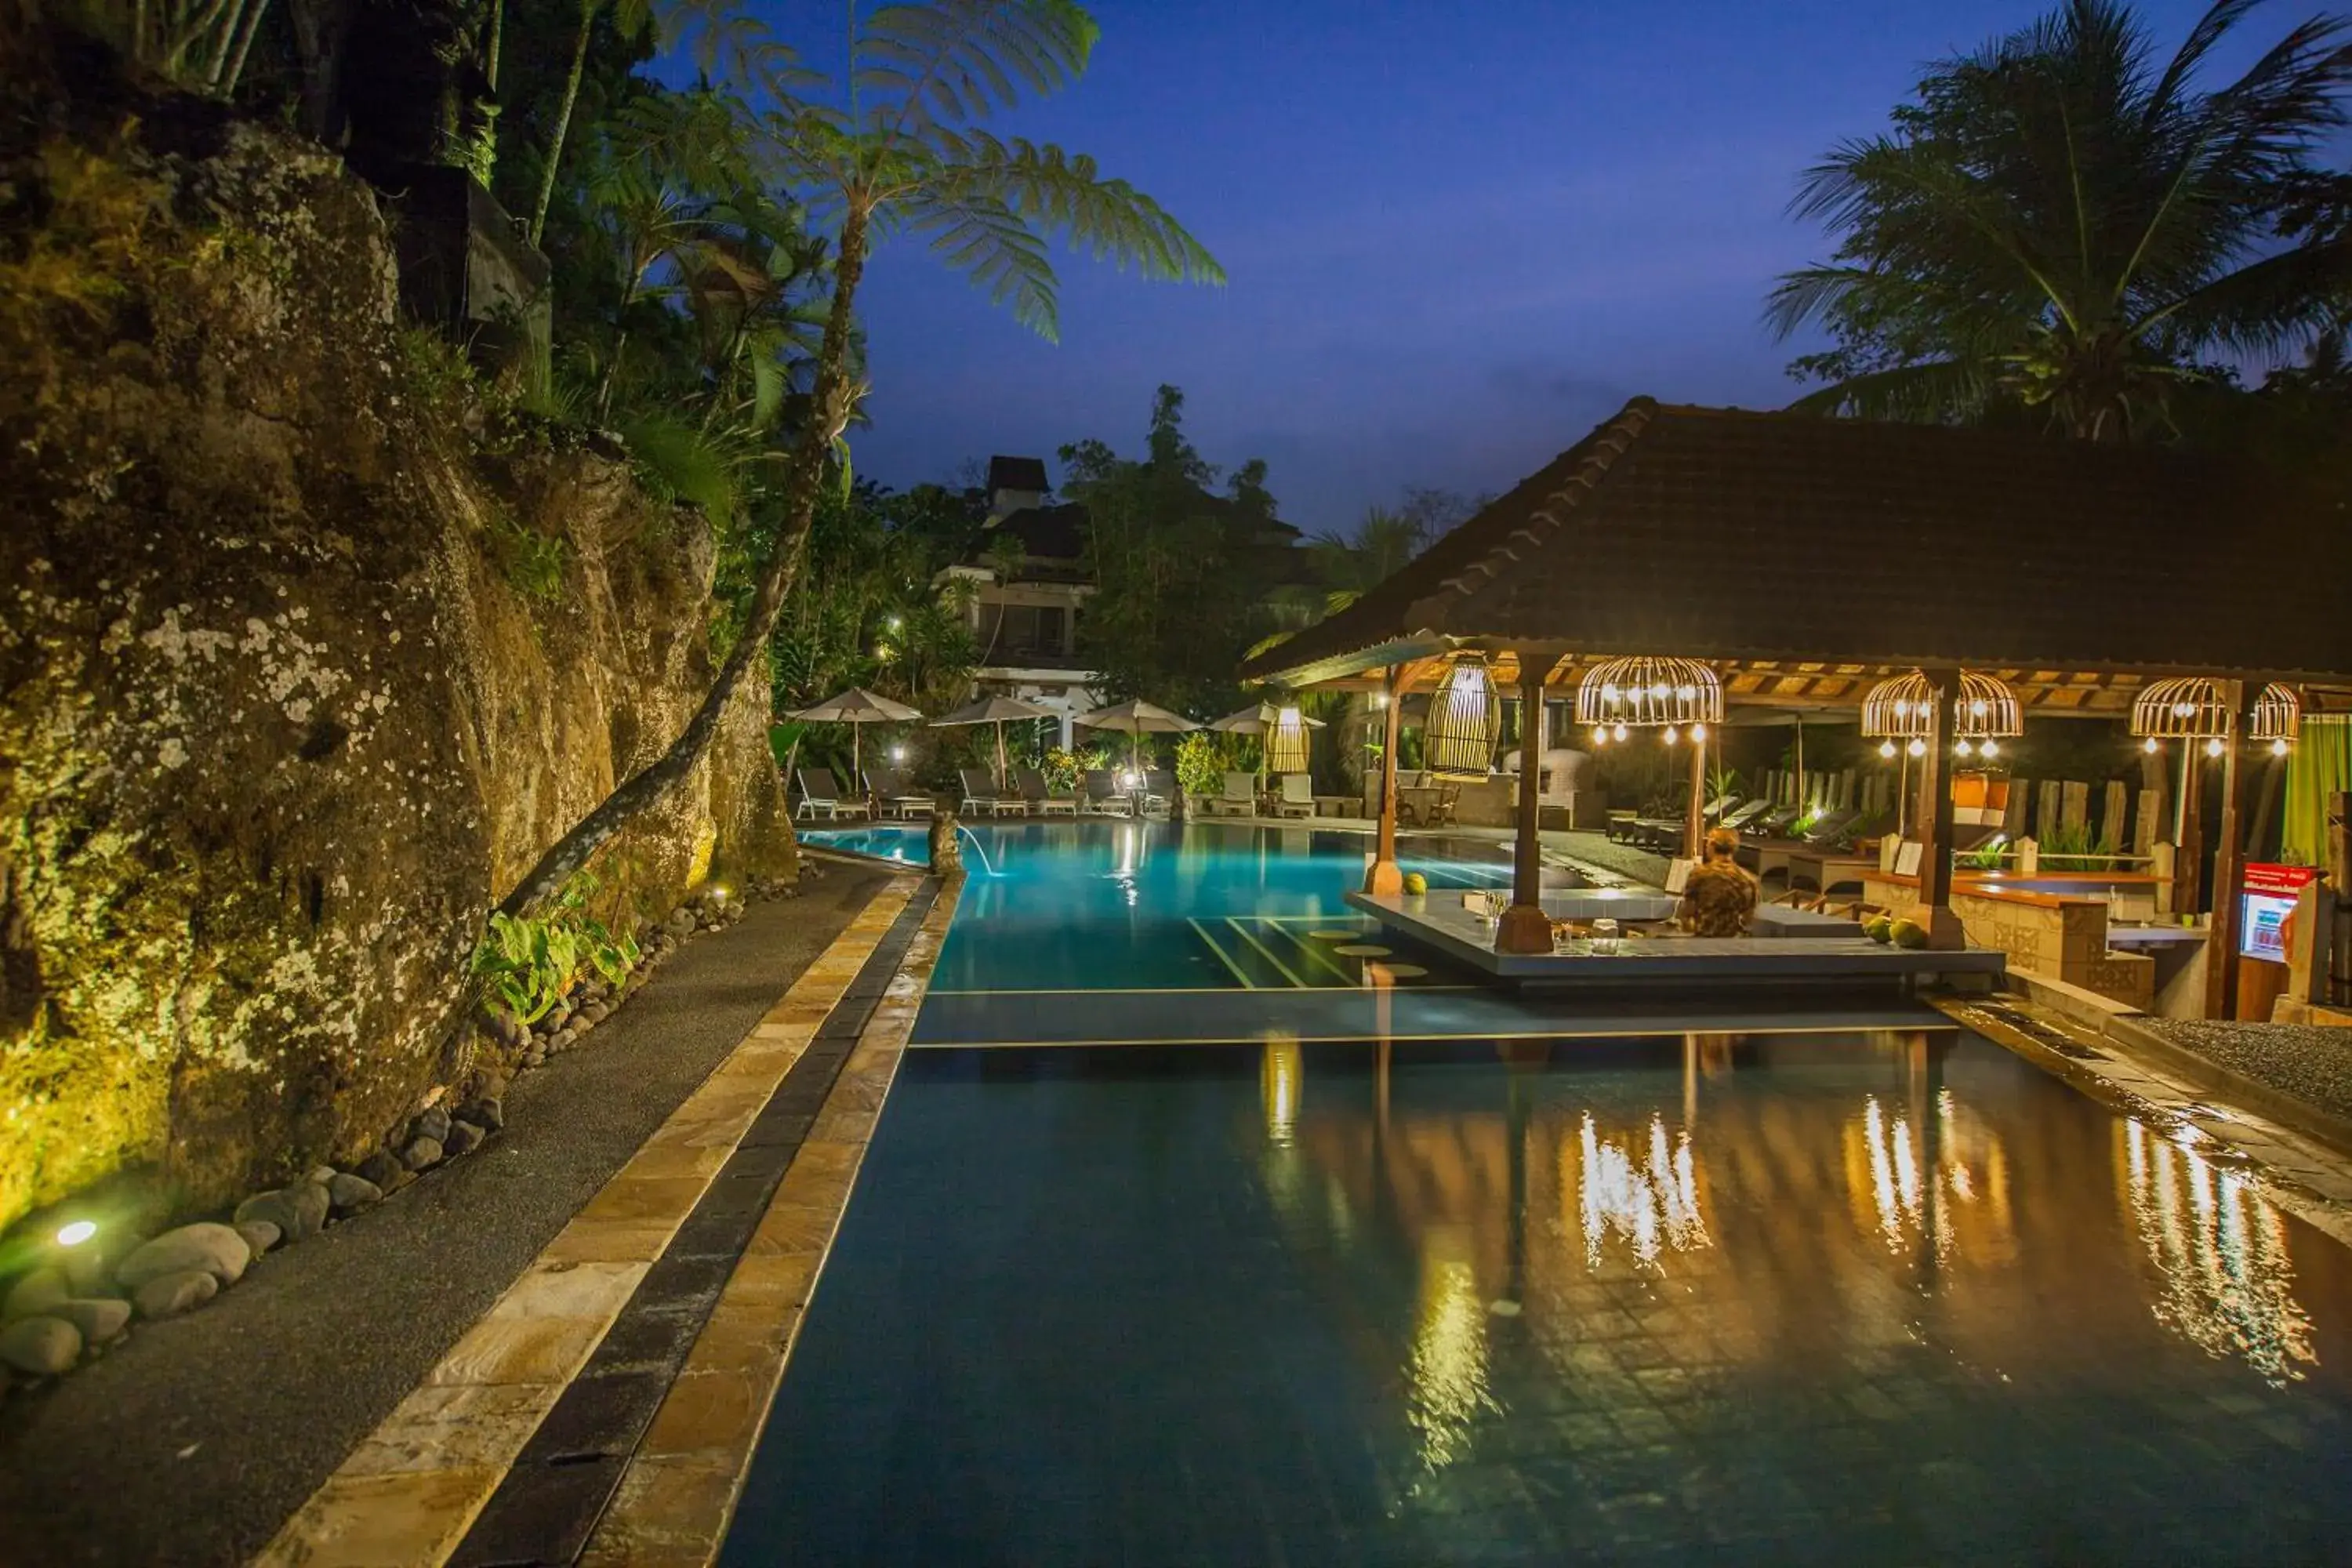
[
  {"x1": 726, "y1": 1033, "x2": 2352, "y2": 1566},
  {"x1": 806, "y1": 821, "x2": 1515, "y2": 992}
]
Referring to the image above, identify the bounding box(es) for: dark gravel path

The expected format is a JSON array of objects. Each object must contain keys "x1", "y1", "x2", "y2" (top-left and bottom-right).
[
  {"x1": 0, "y1": 865, "x2": 886, "y2": 1568},
  {"x1": 2137, "y1": 1017, "x2": 2352, "y2": 1127}
]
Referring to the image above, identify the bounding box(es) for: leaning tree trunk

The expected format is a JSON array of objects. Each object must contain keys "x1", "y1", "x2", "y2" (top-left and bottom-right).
[
  {"x1": 496, "y1": 205, "x2": 869, "y2": 917},
  {"x1": 527, "y1": 0, "x2": 595, "y2": 247}
]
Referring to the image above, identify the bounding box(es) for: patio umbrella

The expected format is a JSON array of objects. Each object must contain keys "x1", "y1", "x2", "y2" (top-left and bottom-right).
[
  {"x1": 1075, "y1": 699, "x2": 1200, "y2": 789},
  {"x1": 788, "y1": 686, "x2": 922, "y2": 786},
  {"x1": 929, "y1": 693, "x2": 1055, "y2": 789},
  {"x1": 1209, "y1": 702, "x2": 1327, "y2": 791}
]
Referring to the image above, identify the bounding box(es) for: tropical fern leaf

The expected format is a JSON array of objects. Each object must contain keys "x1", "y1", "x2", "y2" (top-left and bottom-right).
[{"x1": 855, "y1": 0, "x2": 1096, "y2": 135}]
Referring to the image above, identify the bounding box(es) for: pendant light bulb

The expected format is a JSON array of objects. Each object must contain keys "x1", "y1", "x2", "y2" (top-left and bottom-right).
[
  {"x1": 1662, "y1": 725, "x2": 1679, "y2": 746},
  {"x1": 1590, "y1": 724, "x2": 1608, "y2": 747},
  {"x1": 1907, "y1": 738, "x2": 1926, "y2": 758},
  {"x1": 1613, "y1": 723, "x2": 1628, "y2": 742},
  {"x1": 1980, "y1": 739, "x2": 1999, "y2": 759},
  {"x1": 2205, "y1": 736, "x2": 2224, "y2": 758},
  {"x1": 2271, "y1": 737, "x2": 2290, "y2": 757},
  {"x1": 1955, "y1": 739, "x2": 1974, "y2": 758},
  {"x1": 1878, "y1": 740, "x2": 1896, "y2": 760},
  {"x1": 2143, "y1": 736, "x2": 2159, "y2": 754}
]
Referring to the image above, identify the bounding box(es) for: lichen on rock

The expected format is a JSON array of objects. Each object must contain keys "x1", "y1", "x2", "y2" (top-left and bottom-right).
[{"x1": 0, "y1": 85, "x2": 795, "y2": 1230}]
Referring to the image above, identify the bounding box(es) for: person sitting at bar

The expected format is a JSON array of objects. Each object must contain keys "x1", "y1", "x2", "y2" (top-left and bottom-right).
[{"x1": 1679, "y1": 827, "x2": 1757, "y2": 937}]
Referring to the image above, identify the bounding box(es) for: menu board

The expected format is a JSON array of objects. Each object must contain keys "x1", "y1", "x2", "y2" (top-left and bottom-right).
[{"x1": 2241, "y1": 863, "x2": 2322, "y2": 962}]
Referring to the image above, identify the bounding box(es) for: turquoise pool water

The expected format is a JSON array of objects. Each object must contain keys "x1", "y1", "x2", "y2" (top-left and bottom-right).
[
  {"x1": 804, "y1": 821, "x2": 1514, "y2": 993},
  {"x1": 727, "y1": 1033, "x2": 2352, "y2": 1566}
]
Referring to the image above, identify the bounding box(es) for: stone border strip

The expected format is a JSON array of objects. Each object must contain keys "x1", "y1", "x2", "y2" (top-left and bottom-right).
[
  {"x1": 576, "y1": 874, "x2": 963, "y2": 1567},
  {"x1": 1942, "y1": 992, "x2": 2352, "y2": 1255},
  {"x1": 253, "y1": 877, "x2": 919, "y2": 1568},
  {"x1": 446, "y1": 879, "x2": 942, "y2": 1566}
]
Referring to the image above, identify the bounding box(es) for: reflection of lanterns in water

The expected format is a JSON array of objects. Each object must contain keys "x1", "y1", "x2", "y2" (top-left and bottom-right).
[
  {"x1": 1570, "y1": 1112, "x2": 1709, "y2": 1269},
  {"x1": 1260, "y1": 1037, "x2": 1301, "y2": 1145},
  {"x1": 2121, "y1": 1120, "x2": 2315, "y2": 1386},
  {"x1": 1846, "y1": 1091, "x2": 2009, "y2": 1259},
  {"x1": 1406, "y1": 1226, "x2": 1496, "y2": 1471}
]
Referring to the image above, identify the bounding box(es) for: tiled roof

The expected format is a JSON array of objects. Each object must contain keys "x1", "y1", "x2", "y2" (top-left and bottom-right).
[
  {"x1": 975, "y1": 502, "x2": 1088, "y2": 564},
  {"x1": 987, "y1": 455, "x2": 1049, "y2": 494},
  {"x1": 1243, "y1": 397, "x2": 2352, "y2": 684}
]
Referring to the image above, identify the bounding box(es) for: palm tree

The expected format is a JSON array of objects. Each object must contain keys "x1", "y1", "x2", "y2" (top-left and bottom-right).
[
  {"x1": 499, "y1": 1, "x2": 1220, "y2": 914},
  {"x1": 1768, "y1": 0, "x2": 2352, "y2": 440},
  {"x1": 530, "y1": 0, "x2": 659, "y2": 247}
]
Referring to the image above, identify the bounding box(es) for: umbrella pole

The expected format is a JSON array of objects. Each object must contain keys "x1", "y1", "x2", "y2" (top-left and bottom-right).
[
  {"x1": 996, "y1": 721, "x2": 1008, "y2": 793},
  {"x1": 852, "y1": 722, "x2": 862, "y2": 799}
]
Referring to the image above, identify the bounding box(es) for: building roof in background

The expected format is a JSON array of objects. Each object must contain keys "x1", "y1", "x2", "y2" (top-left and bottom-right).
[
  {"x1": 1241, "y1": 397, "x2": 2352, "y2": 685},
  {"x1": 987, "y1": 455, "x2": 1050, "y2": 495},
  {"x1": 979, "y1": 501, "x2": 1088, "y2": 564}
]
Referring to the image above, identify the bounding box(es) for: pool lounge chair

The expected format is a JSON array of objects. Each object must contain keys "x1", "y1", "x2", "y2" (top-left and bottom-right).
[
  {"x1": 865, "y1": 768, "x2": 935, "y2": 819},
  {"x1": 1202, "y1": 771, "x2": 1257, "y2": 817},
  {"x1": 957, "y1": 768, "x2": 1025, "y2": 817},
  {"x1": 1743, "y1": 804, "x2": 1801, "y2": 838},
  {"x1": 1017, "y1": 765, "x2": 1078, "y2": 815},
  {"x1": 1273, "y1": 772, "x2": 1316, "y2": 819},
  {"x1": 1138, "y1": 769, "x2": 1174, "y2": 814},
  {"x1": 793, "y1": 768, "x2": 869, "y2": 822},
  {"x1": 1717, "y1": 799, "x2": 1773, "y2": 835},
  {"x1": 1081, "y1": 770, "x2": 1130, "y2": 814}
]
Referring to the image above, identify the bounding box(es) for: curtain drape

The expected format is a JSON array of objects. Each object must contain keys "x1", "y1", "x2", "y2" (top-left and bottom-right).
[{"x1": 2283, "y1": 715, "x2": 2352, "y2": 866}]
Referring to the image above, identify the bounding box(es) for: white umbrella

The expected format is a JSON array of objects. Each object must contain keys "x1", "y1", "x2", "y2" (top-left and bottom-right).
[
  {"x1": 1076, "y1": 699, "x2": 1199, "y2": 791},
  {"x1": 930, "y1": 694, "x2": 1055, "y2": 789},
  {"x1": 789, "y1": 686, "x2": 923, "y2": 785}
]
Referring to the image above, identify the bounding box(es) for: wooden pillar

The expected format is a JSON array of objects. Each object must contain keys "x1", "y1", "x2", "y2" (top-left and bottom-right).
[
  {"x1": 1911, "y1": 669, "x2": 1962, "y2": 948},
  {"x1": 2205, "y1": 681, "x2": 2246, "y2": 1020},
  {"x1": 1683, "y1": 728, "x2": 1707, "y2": 859},
  {"x1": 2175, "y1": 742, "x2": 2205, "y2": 918},
  {"x1": 1365, "y1": 666, "x2": 1405, "y2": 895},
  {"x1": 1497, "y1": 651, "x2": 1554, "y2": 953}
]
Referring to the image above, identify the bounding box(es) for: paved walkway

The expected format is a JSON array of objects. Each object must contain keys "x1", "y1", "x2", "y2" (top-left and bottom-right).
[{"x1": 0, "y1": 866, "x2": 886, "y2": 1568}]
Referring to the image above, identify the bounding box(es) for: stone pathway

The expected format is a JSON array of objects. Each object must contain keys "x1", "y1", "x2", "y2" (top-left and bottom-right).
[
  {"x1": 0, "y1": 866, "x2": 888, "y2": 1568},
  {"x1": 255, "y1": 874, "x2": 924, "y2": 1566}
]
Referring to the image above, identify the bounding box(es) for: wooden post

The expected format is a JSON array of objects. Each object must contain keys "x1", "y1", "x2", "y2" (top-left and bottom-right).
[
  {"x1": 2175, "y1": 743, "x2": 2205, "y2": 917},
  {"x1": 1911, "y1": 669, "x2": 1962, "y2": 948},
  {"x1": 1365, "y1": 666, "x2": 1404, "y2": 895},
  {"x1": 1683, "y1": 729, "x2": 1706, "y2": 859},
  {"x1": 2206, "y1": 681, "x2": 2247, "y2": 1020},
  {"x1": 1497, "y1": 651, "x2": 1555, "y2": 954}
]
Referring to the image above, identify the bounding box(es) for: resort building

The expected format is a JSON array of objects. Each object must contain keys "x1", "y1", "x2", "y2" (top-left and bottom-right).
[{"x1": 938, "y1": 456, "x2": 1104, "y2": 749}]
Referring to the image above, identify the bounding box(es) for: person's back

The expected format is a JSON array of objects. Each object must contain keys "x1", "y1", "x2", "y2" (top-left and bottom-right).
[{"x1": 1679, "y1": 829, "x2": 1756, "y2": 937}]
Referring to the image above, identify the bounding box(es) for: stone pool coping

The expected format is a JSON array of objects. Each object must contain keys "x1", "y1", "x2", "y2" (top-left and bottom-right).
[
  {"x1": 575, "y1": 873, "x2": 960, "y2": 1565},
  {"x1": 252, "y1": 873, "x2": 931, "y2": 1567}
]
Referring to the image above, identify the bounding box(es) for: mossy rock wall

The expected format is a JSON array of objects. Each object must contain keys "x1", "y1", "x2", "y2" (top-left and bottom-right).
[{"x1": 0, "y1": 104, "x2": 795, "y2": 1229}]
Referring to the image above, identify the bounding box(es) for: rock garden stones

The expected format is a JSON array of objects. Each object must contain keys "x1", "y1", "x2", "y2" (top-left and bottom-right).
[
  {"x1": 52, "y1": 1298, "x2": 131, "y2": 1345},
  {"x1": 3, "y1": 1268, "x2": 69, "y2": 1323},
  {"x1": 0, "y1": 1316, "x2": 82, "y2": 1376},
  {"x1": 115, "y1": 1222, "x2": 251, "y2": 1290},
  {"x1": 356, "y1": 1152, "x2": 405, "y2": 1190},
  {"x1": 459, "y1": 1096, "x2": 504, "y2": 1132},
  {"x1": 401, "y1": 1135, "x2": 445, "y2": 1171},
  {"x1": 234, "y1": 1181, "x2": 330, "y2": 1243},
  {"x1": 234, "y1": 1220, "x2": 282, "y2": 1258},
  {"x1": 134, "y1": 1269, "x2": 218, "y2": 1320},
  {"x1": 326, "y1": 1172, "x2": 383, "y2": 1214},
  {"x1": 414, "y1": 1107, "x2": 452, "y2": 1145},
  {"x1": 443, "y1": 1120, "x2": 485, "y2": 1158}
]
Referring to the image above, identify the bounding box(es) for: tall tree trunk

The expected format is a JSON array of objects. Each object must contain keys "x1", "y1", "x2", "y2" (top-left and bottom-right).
[
  {"x1": 528, "y1": 0, "x2": 596, "y2": 248},
  {"x1": 497, "y1": 205, "x2": 869, "y2": 916}
]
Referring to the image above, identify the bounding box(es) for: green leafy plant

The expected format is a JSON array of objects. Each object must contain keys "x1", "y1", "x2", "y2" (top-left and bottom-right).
[
  {"x1": 1962, "y1": 836, "x2": 2009, "y2": 869},
  {"x1": 1043, "y1": 746, "x2": 1081, "y2": 793},
  {"x1": 488, "y1": 508, "x2": 571, "y2": 603},
  {"x1": 2039, "y1": 821, "x2": 2120, "y2": 872},
  {"x1": 472, "y1": 872, "x2": 641, "y2": 1027},
  {"x1": 1174, "y1": 731, "x2": 1224, "y2": 799}
]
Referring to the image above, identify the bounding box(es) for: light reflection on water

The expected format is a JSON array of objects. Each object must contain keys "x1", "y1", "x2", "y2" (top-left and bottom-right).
[{"x1": 2120, "y1": 1117, "x2": 2316, "y2": 1386}]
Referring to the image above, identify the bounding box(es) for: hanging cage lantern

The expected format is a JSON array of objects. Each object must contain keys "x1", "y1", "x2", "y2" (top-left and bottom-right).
[
  {"x1": 2130, "y1": 676, "x2": 2234, "y2": 741},
  {"x1": 1860, "y1": 670, "x2": 1936, "y2": 739},
  {"x1": 2251, "y1": 682, "x2": 2302, "y2": 756},
  {"x1": 1952, "y1": 671, "x2": 2023, "y2": 740},
  {"x1": 1424, "y1": 654, "x2": 1501, "y2": 777},
  {"x1": 1574, "y1": 655, "x2": 1722, "y2": 746},
  {"x1": 1265, "y1": 704, "x2": 1312, "y2": 775}
]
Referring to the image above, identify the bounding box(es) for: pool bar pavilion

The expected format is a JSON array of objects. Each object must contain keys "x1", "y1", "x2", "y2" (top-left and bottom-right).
[{"x1": 1240, "y1": 398, "x2": 2352, "y2": 1014}]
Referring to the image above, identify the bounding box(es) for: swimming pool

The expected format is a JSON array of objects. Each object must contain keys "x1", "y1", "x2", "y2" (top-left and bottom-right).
[
  {"x1": 725, "y1": 1032, "x2": 2352, "y2": 1565},
  {"x1": 804, "y1": 820, "x2": 1517, "y2": 993}
]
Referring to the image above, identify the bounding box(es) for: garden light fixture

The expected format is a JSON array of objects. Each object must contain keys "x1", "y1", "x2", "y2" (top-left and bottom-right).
[{"x1": 56, "y1": 1221, "x2": 96, "y2": 1247}]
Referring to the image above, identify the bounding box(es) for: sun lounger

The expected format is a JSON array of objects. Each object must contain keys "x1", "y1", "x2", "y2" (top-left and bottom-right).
[
  {"x1": 1138, "y1": 768, "x2": 1174, "y2": 814},
  {"x1": 1744, "y1": 804, "x2": 1801, "y2": 838},
  {"x1": 1718, "y1": 799, "x2": 1773, "y2": 834},
  {"x1": 1273, "y1": 772, "x2": 1316, "y2": 819},
  {"x1": 1081, "y1": 770, "x2": 1130, "y2": 814},
  {"x1": 864, "y1": 768, "x2": 935, "y2": 819},
  {"x1": 793, "y1": 767, "x2": 869, "y2": 821},
  {"x1": 1017, "y1": 765, "x2": 1077, "y2": 815},
  {"x1": 957, "y1": 768, "x2": 1024, "y2": 817},
  {"x1": 1202, "y1": 771, "x2": 1256, "y2": 817}
]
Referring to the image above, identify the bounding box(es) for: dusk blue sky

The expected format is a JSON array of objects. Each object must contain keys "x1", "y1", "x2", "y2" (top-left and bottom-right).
[{"x1": 742, "y1": 0, "x2": 2274, "y2": 535}]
